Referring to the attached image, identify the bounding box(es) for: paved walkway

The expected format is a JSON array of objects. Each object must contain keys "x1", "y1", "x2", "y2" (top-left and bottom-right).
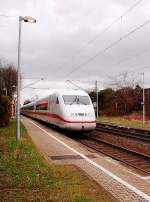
[{"x1": 22, "y1": 117, "x2": 150, "y2": 202}]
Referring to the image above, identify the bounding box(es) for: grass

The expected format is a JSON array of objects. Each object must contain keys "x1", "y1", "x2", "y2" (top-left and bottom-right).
[
  {"x1": 0, "y1": 119, "x2": 117, "y2": 202},
  {"x1": 97, "y1": 115, "x2": 150, "y2": 129}
]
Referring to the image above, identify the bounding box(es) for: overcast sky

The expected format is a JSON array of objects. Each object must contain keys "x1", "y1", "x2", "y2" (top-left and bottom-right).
[{"x1": 0, "y1": 0, "x2": 150, "y2": 102}]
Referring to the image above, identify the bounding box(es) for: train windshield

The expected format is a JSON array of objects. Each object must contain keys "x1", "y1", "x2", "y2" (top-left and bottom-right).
[{"x1": 63, "y1": 95, "x2": 90, "y2": 105}]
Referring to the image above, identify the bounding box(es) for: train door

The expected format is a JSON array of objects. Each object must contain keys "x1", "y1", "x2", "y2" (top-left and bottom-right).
[
  {"x1": 53, "y1": 94, "x2": 60, "y2": 126},
  {"x1": 48, "y1": 96, "x2": 51, "y2": 113},
  {"x1": 50, "y1": 94, "x2": 55, "y2": 125},
  {"x1": 48, "y1": 95, "x2": 52, "y2": 124}
]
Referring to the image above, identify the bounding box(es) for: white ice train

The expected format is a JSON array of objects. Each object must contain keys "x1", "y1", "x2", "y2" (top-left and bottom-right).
[{"x1": 21, "y1": 89, "x2": 96, "y2": 131}]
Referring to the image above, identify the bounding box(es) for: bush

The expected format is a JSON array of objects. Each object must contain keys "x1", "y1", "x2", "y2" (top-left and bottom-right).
[{"x1": 0, "y1": 95, "x2": 11, "y2": 126}]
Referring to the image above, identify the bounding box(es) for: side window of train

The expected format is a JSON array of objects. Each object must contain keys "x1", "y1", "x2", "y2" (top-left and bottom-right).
[
  {"x1": 56, "y1": 97, "x2": 59, "y2": 104},
  {"x1": 26, "y1": 106, "x2": 34, "y2": 110},
  {"x1": 36, "y1": 102, "x2": 48, "y2": 110}
]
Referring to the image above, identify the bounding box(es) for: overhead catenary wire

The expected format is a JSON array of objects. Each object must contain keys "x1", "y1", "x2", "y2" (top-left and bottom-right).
[
  {"x1": 22, "y1": 78, "x2": 44, "y2": 90},
  {"x1": 125, "y1": 64, "x2": 150, "y2": 72},
  {"x1": 84, "y1": 0, "x2": 143, "y2": 45},
  {"x1": 64, "y1": 64, "x2": 150, "y2": 92},
  {"x1": 103, "y1": 47, "x2": 150, "y2": 75},
  {"x1": 117, "y1": 47, "x2": 150, "y2": 67},
  {"x1": 103, "y1": 63, "x2": 150, "y2": 88},
  {"x1": 17, "y1": 0, "x2": 143, "y2": 81},
  {"x1": 53, "y1": 0, "x2": 144, "y2": 74},
  {"x1": 25, "y1": 87, "x2": 50, "y2": 90},
  {"x1": 64, "y1": 19, "x2": 150, "y2": 78}
]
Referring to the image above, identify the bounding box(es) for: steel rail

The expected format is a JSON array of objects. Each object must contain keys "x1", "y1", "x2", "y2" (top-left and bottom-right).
[
  {"x1": 76, "y1": 135, "x2": 150, "y2": 175},
  {"x1": 96, "y1": 122, "x2": 150, "y2": 142},
  {"x1": 85, "y1": 134, "x2": 150, "y2": 158},
  {"x1": 97, "y1": 122, "x2": 150, "y2": 134}
]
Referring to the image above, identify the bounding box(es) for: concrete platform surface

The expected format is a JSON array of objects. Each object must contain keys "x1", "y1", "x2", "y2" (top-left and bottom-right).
[{"x1": 21, "y1": 117, "x2": 150, "y2": 202}]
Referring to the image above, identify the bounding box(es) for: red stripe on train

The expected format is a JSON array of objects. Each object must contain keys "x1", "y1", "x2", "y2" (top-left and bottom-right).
[{"x1": 22, "y1": 110, "x2": 96, "y2": 124}]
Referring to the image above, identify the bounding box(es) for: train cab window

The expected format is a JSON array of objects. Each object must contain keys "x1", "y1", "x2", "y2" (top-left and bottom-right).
[
  {"x1": 63, "y1": 95, "x2": 90, "y2": 105},
  {"x1": 78, "y1": 96, "x2": 90, "y2": 105},
  {"x1": 56, "y1": 97, "x2": 59, "y2": 104}
]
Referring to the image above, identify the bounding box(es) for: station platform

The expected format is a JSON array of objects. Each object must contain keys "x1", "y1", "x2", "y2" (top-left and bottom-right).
[{"x1": 22, "y1": 117, "x2": 150, "y2": 202}]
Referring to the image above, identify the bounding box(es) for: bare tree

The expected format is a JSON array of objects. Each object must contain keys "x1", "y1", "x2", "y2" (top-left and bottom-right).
[
  {"x1": 0, "y1": 64, "x2": 17, "y2": 98},
  {"x1": 108, "y1": 70, "x2": 140, "y2": 89}
]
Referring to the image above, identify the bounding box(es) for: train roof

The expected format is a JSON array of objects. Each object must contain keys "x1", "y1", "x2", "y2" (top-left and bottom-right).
[
  {"x1": 22, "y1": 89, "x2": 89, "y2": 108},
  {"x1": 56, "y1": 89, "x2": 88, "y2": 96}
]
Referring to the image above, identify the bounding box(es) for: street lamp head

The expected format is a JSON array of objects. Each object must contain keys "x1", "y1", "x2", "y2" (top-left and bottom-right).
[
  {"x1": 12, "y1": 85, "x2": 16, "y2": 88},
  {"x1": 19, "y1": 16, "x2": 36, "y2": 23},
  {"x1": 23, "y1": 16, "x2": 36, "y2": 23}
]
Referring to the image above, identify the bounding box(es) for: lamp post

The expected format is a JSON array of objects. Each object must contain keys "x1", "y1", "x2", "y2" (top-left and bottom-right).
[
  {"x1": 16, "y1": 16, "x2": 36, "y2": 141},
  {"x1": 11, "y1": 85, "x2": 16, "y2": 117}
]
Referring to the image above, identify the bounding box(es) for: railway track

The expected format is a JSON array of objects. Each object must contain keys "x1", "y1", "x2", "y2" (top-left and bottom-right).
[
  {"x1": 73, "y1": 133, "x2": 150, "y2": 175},
  {"x1": 96, "y1": 122, "x2": 150, "y2": 142},
  {"x1": 69, "y1": 123, "x2": 150, "y2": 175},
  {"x1": 27, "y1": 117, "x2": 150, "y2": 175}
]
